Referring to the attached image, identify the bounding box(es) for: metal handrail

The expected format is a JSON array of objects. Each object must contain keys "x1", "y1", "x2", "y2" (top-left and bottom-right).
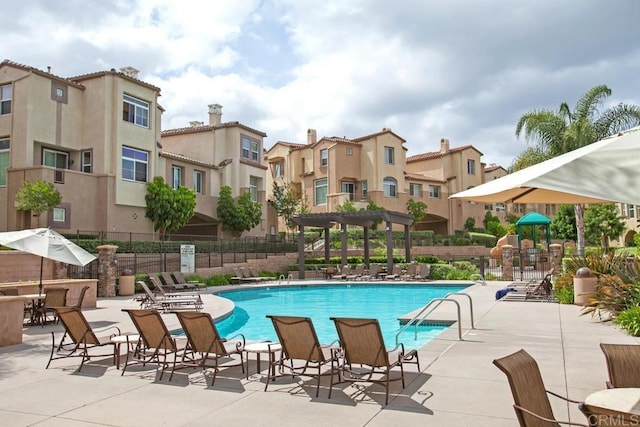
[
  {"x1": 395, "y1": 291, "x2": 474, "y2": 345},
  {"x1": 445, "y1": 292, "x2": 475, "y2": 329},
  {"x1": 470, "y1": 273, "x2": 486, "y2": 285},
  {"x1": 396, "y1": 298, "x2": 462, "y2": 345}
]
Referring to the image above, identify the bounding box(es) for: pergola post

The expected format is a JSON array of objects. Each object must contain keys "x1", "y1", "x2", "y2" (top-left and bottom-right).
[
  {"x1": 341, "y1": 223, "x2": 348, "y2": 267},
  {"x1": 363, "y1": 226, "x2": 370, "y2": 267},
  {"x1": 324, "y1": 227, "x2": 331, "y2": 265},
  {"x1": 298, "y1": 225, "x2": 305, "y2": 279},
  {"x1": 386, "y1": 221, "x2": 393, "y2": 273},
  {"x1": 404, "y1": 224, "x2": 411, "y2": 263}
]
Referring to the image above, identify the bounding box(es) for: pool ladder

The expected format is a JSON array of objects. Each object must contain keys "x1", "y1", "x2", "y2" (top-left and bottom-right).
[{"x1": 395, "y1": 292, "x2": 474, "y2": 345}]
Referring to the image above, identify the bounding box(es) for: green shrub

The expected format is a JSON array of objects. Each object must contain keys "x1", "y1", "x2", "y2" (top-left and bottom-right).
[
  {"x1": 614, "y1": 306, "x2": 640, "y2": 336},
  {"x1": 555, "y1": 285, "x2": 574, "y2": 304},
  {"x1": 204, "y1": 274, "x2": 233, "y2": 286}
]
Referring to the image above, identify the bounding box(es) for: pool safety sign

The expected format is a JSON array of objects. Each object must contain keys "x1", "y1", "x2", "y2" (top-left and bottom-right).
[{"x1": 180, "y1": 244, "x2": 195, "y2": 273}]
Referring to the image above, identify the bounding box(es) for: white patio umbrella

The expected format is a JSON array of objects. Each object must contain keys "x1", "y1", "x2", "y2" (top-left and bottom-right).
[
  {"x1": 0, "y1": 228, "x2": 96, "y2": 293},
  {"x1": 450, "y1": 126, "x2": 640, "y2": 205}
]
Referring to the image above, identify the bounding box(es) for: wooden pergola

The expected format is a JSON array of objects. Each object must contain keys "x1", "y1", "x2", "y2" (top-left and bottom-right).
[{"x1": 291, "y1": 210, "x2": 414, "y2": 279}]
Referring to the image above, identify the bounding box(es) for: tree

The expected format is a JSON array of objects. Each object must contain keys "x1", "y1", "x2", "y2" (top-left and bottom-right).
[
  {"x1": 269, "y1": 182, "x2": 306, "y2": 230},
  {"x1": 463, "y1": 217, "x2": 475, "y2": 232},
  {"x1": 336, "y1": 200, "x2": 357, "y2": 212},
  {"x1": 15, "y1": 179, "x2": 62, "y2": 217},
  {"x1": 584, "y1": 203, "x2": 625, "y2": 249},
  {"x1": 550, "y1": 204, "x2": 577, "y2": 242},
  {"x1": 145, "y1": 176, "x2": 196, "y2": 238},
  {"x1": 515, "y1": 85, "x2": 640, "y2": 256},
  {"x1": 216, "y1": 185, "x2": 262, "y2": 237},
  {"x1": 406, "y1": 199, "x2": 427, "y2": 229},
  {"x1": 484, "y1": 211, "x2": 506, "y2": 237},
  {"x1": 364, "y1": 200, "x2": 385, "y2": 229}
]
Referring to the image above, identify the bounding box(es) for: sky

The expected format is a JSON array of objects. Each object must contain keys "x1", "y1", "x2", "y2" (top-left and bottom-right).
[{"x1": 3, "y1": 0, "x2": 640, "y2": 168}]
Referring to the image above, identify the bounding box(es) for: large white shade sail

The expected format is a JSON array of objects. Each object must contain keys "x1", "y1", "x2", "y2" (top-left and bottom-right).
[{"x1": 450, "y1": 126, "x2": 640, "y2": 205}]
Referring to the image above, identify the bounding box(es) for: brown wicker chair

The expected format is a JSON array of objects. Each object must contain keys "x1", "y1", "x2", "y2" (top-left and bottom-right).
[
  {"x1": 266, "y1": 315, "x2": 340, "y2": 397},
  {"x1": 330, "y1": 317, "x2": 419, "y2": 405},
  {"x1": 121, "y1": 309, "x2": 183, "y2": 379},
  {"x1": 46, "y1": 307, "x2": 121, "y2": 371},
  {"x1": 600, "y1": 343, "x2": 640, "y2": 388},
  {"x1": 173, "y1": 311, "x2": 245, "y2": 385},
  {"x1": 493, "y1": 349, "x2": 588, "y2": 426}
]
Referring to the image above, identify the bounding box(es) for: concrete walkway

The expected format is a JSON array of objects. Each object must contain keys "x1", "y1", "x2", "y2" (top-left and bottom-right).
[{"x1": 0, "y1": 281, "x2": 636, "y2": 426}]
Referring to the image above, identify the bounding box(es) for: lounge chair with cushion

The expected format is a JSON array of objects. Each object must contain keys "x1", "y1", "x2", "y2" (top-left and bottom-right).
[
  {"x1": 360, "y1": 264, "x2": 380, "y2": 281},
  {"x1": 345, "y1": 265, "x2": 365, "y2": 281},
  {"x1": 400, "y1": 263, "x2": 418, "y2": 280},
  {"x1": 150, "y1": 276, "x2": 201, "y2": 300},
  {"x1": 414, "y1": 264, "x2": 430, "y2": 281},
  {"x1": 600, "y1": 343, "x2": 640, "y2": 388},
  {"x1": 138, "y1": 281, "x2": 203, "y2": 312},
  {"x1": 493, "y1": 349, "x2": 588, "y2": 426},
  {"x1": 266, "y1": 315, "x2": 340, "y2": 397},
  {"x1": 46, "y1": 307, "x2": 121, "y2": 371},
  {"x1": 174, "y1": 311, "x2": 245, "y2": 385},
  {"x1": 384, "y1": 265, "x2": 403, "y2": 281},
  {"x1": 330, "y1": 317, "x2": 420, "y2": 405},
  {"x1": 332, "y1": 265, "x2": 351, "y2": 280},
  {"x1": 172, "y1": 271, "x2": 207, "y2": 289},
  {"x1": 121, "y1": 309, "x2": 184, "y2": 379},
  {"x1": 161, "y1": 272, "x2": 197, "y2": 291}
]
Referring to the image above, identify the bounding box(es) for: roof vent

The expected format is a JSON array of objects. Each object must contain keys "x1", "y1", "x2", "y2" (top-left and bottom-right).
[{"x1": 119, "y1": 66, "x2": 139, "y2": 79}]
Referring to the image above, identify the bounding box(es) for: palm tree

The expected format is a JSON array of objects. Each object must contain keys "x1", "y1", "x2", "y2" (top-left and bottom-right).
[{"x1": 515, "y1": 85, "x2": 640, "y2": 256}]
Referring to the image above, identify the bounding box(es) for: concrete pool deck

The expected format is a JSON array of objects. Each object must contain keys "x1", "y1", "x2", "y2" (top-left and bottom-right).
[{"x1": 0, "y1": 280, "x2": 637, "y2": 426}]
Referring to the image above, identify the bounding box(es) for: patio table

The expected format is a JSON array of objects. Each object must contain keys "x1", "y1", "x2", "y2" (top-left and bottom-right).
[{"x1": 583, "y1": 387, "x2": 640, "y2": 425}]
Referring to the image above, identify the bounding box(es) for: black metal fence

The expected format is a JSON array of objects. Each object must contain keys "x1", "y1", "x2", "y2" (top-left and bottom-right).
[
  {"x1": 487, "y1": 249, "x2": 553, "y2": 281},
  {"x1": 66, "y1": 232, "x2": 297, "y2": 279}
]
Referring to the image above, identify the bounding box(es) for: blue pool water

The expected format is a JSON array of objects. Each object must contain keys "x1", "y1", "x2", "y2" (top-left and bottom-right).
[{"x1": 213, "y1": 284, "x2": 467, "y2": 349}]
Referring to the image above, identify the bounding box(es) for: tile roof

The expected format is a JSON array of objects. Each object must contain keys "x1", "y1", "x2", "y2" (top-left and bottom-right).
[
  {"x1": 484, "y1": 165, "x2": 506, "y2": 173},
  {"x1": 162, "y1": 121, "x2": 267, "y2": 138},
  {"x1": 1, "y1": 59, "x2": 86, "y2": 89},
  {"x1": 69, "y1": 69, "x2": 161, "y2": 92},
  {"x1": 159, "y1": 151, "x2": 219, "y2": 169},
  {"x1": 352, "y1": 128, "x2": 406, "y2": 143},
  {"x1": 404, "y1": 172, "x2": 446, "y2": 183},
  {"x1": 406, "y1": 144, "x2": 477, "y2": 163}
]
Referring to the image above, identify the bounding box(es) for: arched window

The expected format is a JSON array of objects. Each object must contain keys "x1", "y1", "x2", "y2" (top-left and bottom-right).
[{"x1": 383, "y1": 177, "x2": 397, "y2": 197}]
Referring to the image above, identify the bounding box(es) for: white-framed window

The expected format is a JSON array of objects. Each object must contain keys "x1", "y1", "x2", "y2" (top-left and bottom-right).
[
  {"x1": 52, "y1": 207, "x2": 66, "y2": 222},
  {"x1": 193, "y1": 170, "x2": 203, "y2": 194},
  {"x1": 361, "y1": 180, "x2": 367, "y2": 200},
  {"x1": 81, "y1": 149, "x2": 92, "y2": 173},
  {"x1": 171, "y1": 165, "x2": 182, "y2": 189},
  {"x1": 346, "y1": 147, "x2": 353, "y2": 156},
  {"x1": 122, "y1": 146, "x2": 148, "y2": 182},
  {"x1": 122, "y1": 94, "x2": 149, "y2": 127},
  {"x1": 0, "y1": 138, "x2": 9, "y2": 187},
  {"x1": 1, "y1": 84, "x2": 12, "y2": 114},
  {"x1": 629, "y1": 204, "x2": 635, "y2": 219},
  {"x1": 249, "y1": 176, "x2": 259, "y2": 201},
  {"x1": 241, "y1": 136, "x2": 260, "y2": 162},
  {"x1": 43, "y1": 148, "x2": 68, "y2": 169},
  {"x1": 384, "y1": 146, "x2": 394, "y2": 165},
  {"x1": 484, "y1": 204, "x2": 493, "y2": 211},
  {"x1": 467, "y1": 159, "x2": 475, "y2": 175},
  {"x1": 409, "y1": 183, "x2": 422, "y2": 197},
  {"x1": 341, "y1": 181, "x2": 355, "y2": 200},
  {"x1": 429, "y1": 185, "x2": 441, "y2": 199},
  {"x1": 496, "y1": 203, "x2": 505, "y2": 212},
  {"x1": 383, "y1": 177, "x2": 397, "y2": 197},
  {"x1": 314, "y1": 178, "x2": 328, "y2": 205},
  {"x1": 273, "y1": 161, "x2": 283, "y2": 177},
  {"x1": 320, "y1": 148, "x2": 328, "y2": 166}
]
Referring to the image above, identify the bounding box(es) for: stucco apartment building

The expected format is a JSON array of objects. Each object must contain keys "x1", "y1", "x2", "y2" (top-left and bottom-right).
[
  {"x1": 266, "y1": 130, "x2": 493, "y2": 234},
  {"x1": 0, "y1": 60, "x2": 268, "y2": 237}
]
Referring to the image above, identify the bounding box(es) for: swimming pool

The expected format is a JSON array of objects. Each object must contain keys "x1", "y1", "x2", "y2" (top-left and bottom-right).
[{"x1": 213, "y1": 284, "x2": 468, "y2": 349}]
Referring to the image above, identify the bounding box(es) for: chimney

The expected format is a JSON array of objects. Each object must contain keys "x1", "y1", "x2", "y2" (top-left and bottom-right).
[
  {"x1": 307, "y1": 129, "x2": 317, "y2": 145},
  {"x1": 440, "y1": 138, "x2": 450, "y2": 154},
  {"x1": 189, "y1": 121, "x2": 204, "y2": 127},
  {"x1": 119, "y1": 66, "x2": 139, "y2": 79},
  {"x1": 208, "y1": 104, "x2": 223, "y2": 126}
]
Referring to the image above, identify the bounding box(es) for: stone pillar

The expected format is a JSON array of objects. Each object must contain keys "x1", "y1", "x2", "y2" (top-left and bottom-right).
[
  {"x1": 97, "y1": 245, "x2": 118, "y2": 297},
  {"x1": 501, "y1": 244, "x2": 514, "y2": 281},
  {"x1": 549, "y1": 243, "x2": 562, "y2": 276}
]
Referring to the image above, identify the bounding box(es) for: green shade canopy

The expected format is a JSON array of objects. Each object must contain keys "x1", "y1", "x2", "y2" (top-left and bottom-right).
[{"x1": 515, "y1": 212, "x2": 552, "y2": 251}]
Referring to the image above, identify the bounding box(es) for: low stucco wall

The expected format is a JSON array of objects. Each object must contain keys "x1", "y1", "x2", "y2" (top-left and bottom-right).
[
  {"x1": 0, "y1": 296, "x2": 25, "y2": 346},
  {"x1": 0, "y1": 279, "x2": 97, "y2": 308},
  {"x1": 0, "y1": 251, "x2": 56, "y2": 283}
]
